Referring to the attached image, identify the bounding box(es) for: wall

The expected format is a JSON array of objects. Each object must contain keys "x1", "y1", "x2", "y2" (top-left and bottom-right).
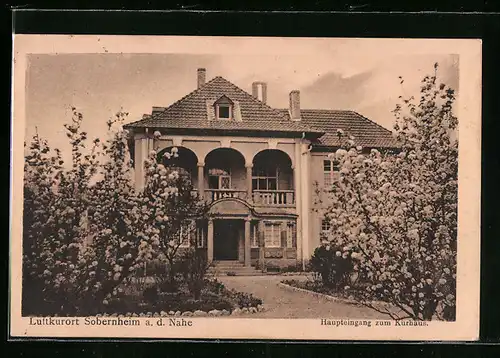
[{"x1": 308, "y1": 152, "x2": 334, "y2": 258}]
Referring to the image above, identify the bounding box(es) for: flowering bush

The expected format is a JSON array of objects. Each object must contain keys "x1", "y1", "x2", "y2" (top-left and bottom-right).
[
  {"x1": 22, "y1": 109, "x2": 208, "y2": 315},
  {"x1": 22, "y1": 108, "x2": 101, "y2": 315},
  {"x1": 321, "y1": 64, "x2": 458, "y2": 321},
  {"x1": 132, "y1": 146, "x2": 209, "y2": 291},
  {"x1": 77, "y1": 112, "x2": 145, "y2": 313}
]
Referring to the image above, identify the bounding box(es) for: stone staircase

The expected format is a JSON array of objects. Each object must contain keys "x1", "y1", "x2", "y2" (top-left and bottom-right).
[{"x1": 207, "y1": 260, "x2": 262, "y2": 276}]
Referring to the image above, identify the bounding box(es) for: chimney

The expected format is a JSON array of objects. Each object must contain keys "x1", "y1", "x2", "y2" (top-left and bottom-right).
[
  {"x1": 289, "y1": 90, "x2": 301, "y2": 120},
  {"x1": 252, "y1": 82, "x2": 267, "y2": 104},
  {"x1": 197, "y1": 68, "x2": 206, "y2": 89}
]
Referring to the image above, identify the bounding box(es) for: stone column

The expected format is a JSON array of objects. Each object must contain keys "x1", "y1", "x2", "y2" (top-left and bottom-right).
[
  {"x1": 294, "y1": 141, "x2": 303, "y2": 263},
  {"x1": 197, "y1": 162, "x2": 205, "y2": 199},
  {"x1": 244, "y1": 216, "x2": 251, "y2": 267},
  {"x1": 245, "y1": 163, "x2": 253, "y2": 202},
  {"x1": 134, "y1": 136, "x2": 148, "y2": 192},
  {"x1": 207, "y1": 219, "x2": 214, "y2": 263},
  {"x1": 300, "y1": 142, "x2": 311, "y2": 267}
]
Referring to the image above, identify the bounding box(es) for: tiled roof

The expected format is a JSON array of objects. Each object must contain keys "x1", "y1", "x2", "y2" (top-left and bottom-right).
[
  {"x1": 125, "y1": 75, "x2": 397, "y2": 149},
  {"x1": 277, "y1": 109, "x2": 398, "y2": 149},
  {"x1": 124, "y1": 76, "x2": 323, "y2": 136}
]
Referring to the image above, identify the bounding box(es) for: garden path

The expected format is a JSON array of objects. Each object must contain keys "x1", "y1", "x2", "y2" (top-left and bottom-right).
[{"x1": 217, "y1": 275, "x2": 388, "y2": 319}]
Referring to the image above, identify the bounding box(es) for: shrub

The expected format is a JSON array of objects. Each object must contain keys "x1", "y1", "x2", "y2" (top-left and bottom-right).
[
  {"x1": 280, "y1": 262, "x2": 306, "y2": 273},
  {"x1": 178, "y1": 248, "x2": 210, "y2": 300},
  {"x1": 203, "y1": 278, "x2": 226, "y2": 295},
  {"x1": 309, "y1": 245, "x2": 354, "y2": 290},
  {"x1": 143, "y1": 286, "x2": 159, "y2": 304},
  {"x1": 229, "y1": 290, "x2": 262, "y2": 308}
]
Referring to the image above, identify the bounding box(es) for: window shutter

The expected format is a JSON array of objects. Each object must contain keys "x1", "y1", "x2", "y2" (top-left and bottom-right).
[
  {"x1": 233, "y1": 101, "x2": 243, "y2": 122},
  {"x1": 291, "y1": 223, "x2": 297, "y2": 248},
  {"x1": 206, "y1": 99, "x2": 216, "y2": 120}
]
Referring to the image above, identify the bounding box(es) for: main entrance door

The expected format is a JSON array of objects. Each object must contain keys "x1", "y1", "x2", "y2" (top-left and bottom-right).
[{"x1": 213, "y1": 220, "x2": 241, "y2": 260}]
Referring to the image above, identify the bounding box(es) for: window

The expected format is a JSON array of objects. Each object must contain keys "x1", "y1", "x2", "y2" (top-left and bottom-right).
[
  {"x1": 251, "y1": 223, "x2": 259, "y2": 247},
  {"x1": 252, "y1": 165, "x2": 278, "y2": 190},
  {"x1": 179, "y1": 224, "x2": 191, "y2": 247},
  {"x1": 286, "y1": 223, "x2": 295, "y2": 249},
  {"x1": 208, "y1": 168, "x2": 231, "y2": 189},
  {"x1": 217, "y1": 105, "x2": 231, "y2": 119},
  {"x1": 196, "y1": 225, "x2": 205, "y2": 248},
  {"x1": 321, "y1": 219, "x2": 331, "y2": 232},
  {"x1": 321, "y1": 219, "x2": 331, "y2": 239},
  {"x1": 214, "y1": 95, "x2": 234, "y2": 120},
  {"x1": 323, "y1": 159, "x2": 340, "y2": 187},
  {"x1": 264, "y1": 223, "x2": 281, "y2": 247}
]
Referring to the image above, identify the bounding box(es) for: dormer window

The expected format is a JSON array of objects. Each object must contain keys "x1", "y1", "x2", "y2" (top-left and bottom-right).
[
  {"x1": 214, "y1": 95, "x2": 233, "y2": 120},
  {"x1": 217, "y1": 105, "x2": 231, "y2": 119}
]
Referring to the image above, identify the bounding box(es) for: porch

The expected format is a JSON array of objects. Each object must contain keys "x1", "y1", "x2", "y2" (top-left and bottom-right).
[
  {"x1": 160, "y1": 146, "x2": 296, "y2": 208},
  {"x1": 194, "y1": 216, "x2": 298, "y2": 269}
]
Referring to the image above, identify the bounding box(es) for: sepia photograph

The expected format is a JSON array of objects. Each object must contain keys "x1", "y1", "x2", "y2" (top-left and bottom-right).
[{"x1": 10, "y1": 35, "x2": 481, "y2": 340}]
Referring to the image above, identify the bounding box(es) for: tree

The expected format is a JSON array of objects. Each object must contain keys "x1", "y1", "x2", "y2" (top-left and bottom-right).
[
  {"x1": 22, "y1": 108, "x2": 100, "y2": 315},
  {"x1": 78, "y1": 112, "x2": 146, "y2": 313},
  {"x1": 134, "y1": 141, "x2": 209, "y2": 291},
  {"x1": 322, "y1": 63, "x2": 458, "y2": 321},
  {"x1": 22, "y1": 109, "x2": 210, "y2": 315}
]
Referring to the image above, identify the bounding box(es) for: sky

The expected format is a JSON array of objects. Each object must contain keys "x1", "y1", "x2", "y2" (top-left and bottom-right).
[{"x1": 24, "y1": 40, "x2": 459, "y2": 157}]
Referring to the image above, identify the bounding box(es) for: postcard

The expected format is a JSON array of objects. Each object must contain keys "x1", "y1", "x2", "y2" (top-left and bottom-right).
[{"x1": 10, "y1": 35, "x2": 481, "y2": 340}]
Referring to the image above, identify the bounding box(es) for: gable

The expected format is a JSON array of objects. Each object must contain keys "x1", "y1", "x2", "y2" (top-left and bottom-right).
[
  {"x1": 147, "y1": 76, "x2": 287, "y2": 123},
  {"x1": 214, "y1": 95, "x2": 234, "y2": 105}
]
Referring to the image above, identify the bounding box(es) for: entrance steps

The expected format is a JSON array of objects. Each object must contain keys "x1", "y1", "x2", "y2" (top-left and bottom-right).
[{"x1": 207, "y1": 260, "x2": 262, "y2": 276}]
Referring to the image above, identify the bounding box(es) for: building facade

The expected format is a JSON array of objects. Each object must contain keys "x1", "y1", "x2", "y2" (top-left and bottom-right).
[{"x1": 124, "y1": 68, "x2": 396, "y2": 270}]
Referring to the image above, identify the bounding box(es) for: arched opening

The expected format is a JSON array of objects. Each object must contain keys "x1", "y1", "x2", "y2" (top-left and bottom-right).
[
  {"x1": 157, "y1": 146, "x2": 199, "y2": 187},
  {"x1": 252, "y1": 149, "x2": 294, "y2": 205},
  {"x1": 204, "y1": 148, "x2": 246, "y2": 201}
]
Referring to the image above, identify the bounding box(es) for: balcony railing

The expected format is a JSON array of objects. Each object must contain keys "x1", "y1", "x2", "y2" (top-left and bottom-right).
[
  {"x1": 205, "y1": 189, "x2": 248, "y2": 202},
  {"x1": 253, "y1": 190, "x2": 295, "y2": 206},
  {"x1": 201, "y1": 189, "x2": 296, "y2": 207}
]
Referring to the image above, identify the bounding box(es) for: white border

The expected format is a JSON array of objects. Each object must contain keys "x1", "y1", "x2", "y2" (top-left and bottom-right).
[{"x1": 10, "y1": 35, "x2": 482, "y2": 340}]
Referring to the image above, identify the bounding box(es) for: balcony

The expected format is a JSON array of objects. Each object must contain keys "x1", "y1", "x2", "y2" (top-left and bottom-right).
[
  {"x1": 202, "y1": 189, "x2": 295, "y2": 207},
  {"x1": 162, "y1": 147, "x2": 296, "y2": 208}
]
